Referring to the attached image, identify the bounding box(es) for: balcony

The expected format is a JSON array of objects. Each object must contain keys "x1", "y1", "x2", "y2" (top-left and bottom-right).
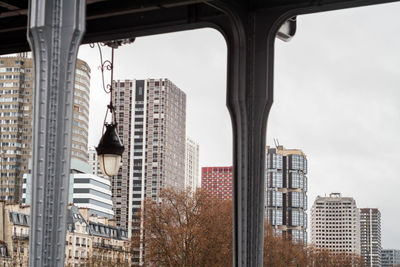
[{"x1": 12, "y1": 233, "x2": 29, "y2": 240}]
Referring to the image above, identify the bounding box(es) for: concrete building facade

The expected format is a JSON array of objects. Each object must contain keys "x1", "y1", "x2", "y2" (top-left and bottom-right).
[
  {"x1": 264, "y1": 146, "x2": 308, "y2": 243},
  {"x1": 0, "y1": 56, "x2": 90, "y2": 203},
  {"x1": 184, "y1": 137, "x2": 199, "y2": 192},
  {"x1": 360, "y1": 208, "x2": 381, "y2": 267},
  {"x1": 0, "y1": 56, "x2": 33, "y2": 203},
  {"x1": 111, "y1": 79, "x2": 186, "y2": 236},
  {"x1": 88, "y1": 147, "x2": 106, "y2": 179},
  {"x1": 201, "y1": 166, "x2": 233, "y2": 200},
  {"x1": 311, "y1": 193, "x2": 361, "y2": 255}
]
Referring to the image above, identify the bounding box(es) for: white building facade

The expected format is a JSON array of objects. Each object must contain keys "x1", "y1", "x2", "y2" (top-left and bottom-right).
[
  {"x1": 184, "y1": 137, "x2": 199, "y2": 192},
  {"x1": 23, "y1": 160, "x2": 114, "y2": 218},
  {"x1": 88, "y1": 147, "x2": 106, "y2": 179},
  {"x1": 311, "y1": 193, "x2": 361, "y2": 255},
  {"x1": 72, "y1": 173, "x2": 114, "y2": 218},
  {"x1": 360, "y1": 208, "x2": 381, "y2": 266}
]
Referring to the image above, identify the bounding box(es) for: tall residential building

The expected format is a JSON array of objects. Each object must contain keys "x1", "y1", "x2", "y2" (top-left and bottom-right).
[
  {"x1": 382, "y1": 249, "x2": 400, "y2": 267},
  {"x1": 0, "y1": 56, "x2": 90, "y2": 203},
  {"x1": 264, "y1": 145, "x2": 308, "y2": 243},
  {"x1": 184, "y1": 137, "x2": 199, "y2": 192},
  {"x1": 360, "y1": 208, "x2": 381, "y2": 267},
  {"x1": 201, "y1": 166, "x2": 233, "y2": 200},
  {"x1": 311, "y1": 193, "x2": 361, "y2": 255},
  {"x1": 111, "y1": 79, "x2": 186, "y2": 237}
]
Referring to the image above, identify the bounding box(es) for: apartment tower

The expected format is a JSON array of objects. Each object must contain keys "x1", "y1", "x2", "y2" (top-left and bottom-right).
[
  {"x1": 265, "y1": 145, "x2": 308, "y2": 243},
  {"x1": 111, "y1": 79, "x2": 186, "y2": 236},
  {"x1": 201, "y1": 166, "x2": 233, "y2": 200},
  {"x1": 311, "y1": 193, "x2": 361, "y2": 255},
  {"x1": 184, "y1": 137, "x2": 199, "y2": 192},
  {"x1": 360, "y1": 208, "x2": 381, "y2": 267},
  {"x1": 0, "y1": 56, "x2": 90, "y2": 202}
]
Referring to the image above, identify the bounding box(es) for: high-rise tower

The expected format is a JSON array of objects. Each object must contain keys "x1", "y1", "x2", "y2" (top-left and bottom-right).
[
  {"x1": 360, "y1": 208, "x2": 381, "y2": 266},
  {"x1": 185, "y1": 137, "x2": 199, "y2": 192},
  {"x1": 0, "y1": 56, "x2": 90, "y2": 203},
  {"x1": 111, "y1": 79, "x2": 186, "y2": 237},
  {"x1": 311, "y1": 193, "x2": 361, "y2": 255},
  {"x1": 264, "y1": 145, "x2": 308, "y2": 243}
]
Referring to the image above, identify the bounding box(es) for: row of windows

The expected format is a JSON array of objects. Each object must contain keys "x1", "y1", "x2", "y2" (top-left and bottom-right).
[{"x1": 0, "y1": 67, "x2": 25, "y2": 73}]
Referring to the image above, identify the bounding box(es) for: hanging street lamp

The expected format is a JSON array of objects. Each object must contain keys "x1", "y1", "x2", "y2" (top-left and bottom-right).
[
  {"x1": 96, "y1": 123, "x2": 124, "y2": 176},
  {"x1": 92, "y1": 39, "x2": 134, "y2": 176}
]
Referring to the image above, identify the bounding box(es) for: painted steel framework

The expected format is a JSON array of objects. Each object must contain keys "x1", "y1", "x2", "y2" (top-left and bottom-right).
[{"x1": 0, "y1": 0, "x2": 398, "y2": 266}]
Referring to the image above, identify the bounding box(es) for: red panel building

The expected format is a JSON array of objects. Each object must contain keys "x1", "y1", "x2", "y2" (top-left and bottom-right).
[{"x1": 201, "y1": 166, "x2": 233, "y2": 200}]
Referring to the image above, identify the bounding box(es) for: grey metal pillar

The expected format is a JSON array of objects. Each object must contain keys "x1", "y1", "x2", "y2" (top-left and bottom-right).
[
  {"x1": 27, "y1": 0, "x2": 85, "y2": 266},
  {"x1": 210, "y1": 3, "x2": 291, "y2": 266}
]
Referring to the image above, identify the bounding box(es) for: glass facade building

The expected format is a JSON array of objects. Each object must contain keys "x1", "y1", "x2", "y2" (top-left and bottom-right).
[{"x1": 265, "y1": 146, "x2": 308, "y2": 243}]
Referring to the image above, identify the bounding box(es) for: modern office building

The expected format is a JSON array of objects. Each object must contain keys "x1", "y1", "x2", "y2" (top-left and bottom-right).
[
  {"x1": 72, "y1": 173, "x2": 114, "y2": 218},
  {"x1": 360, "y1": 208, "x2": 381, "y2": 267},
  {"x1": 0, "y1": 56, "x2": 90, "y2": 203},
  {"x1": 184, "y1": 137, "x2": 199, "y2": 192},
  {"x1": 382, "y1": 249, "x2": 400, "y2": 267},
  {"x1": 111, "y1": 79, "x2": 186, "y2": 237},
  {"x1": 22, "y1": 159, "x2": 114, "y2": 218},
  {"x1": 264, "y1": 145, "x2": 308, "y2": 243},
  {"x1": 201, "y1": 166, "x2": 233, "y2": 200},
  {"x1": 311, "y1": 193, "x2": 361, "y2": 255}
]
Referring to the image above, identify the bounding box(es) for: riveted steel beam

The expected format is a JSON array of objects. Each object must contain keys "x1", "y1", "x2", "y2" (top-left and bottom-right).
[{"x1": 27, "y1": 0, "x2": 85, "y2": 266}]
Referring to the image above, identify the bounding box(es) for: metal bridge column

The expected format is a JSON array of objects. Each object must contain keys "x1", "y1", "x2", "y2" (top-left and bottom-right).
[
  {"x1": 27, "y1": 1, "x2": 85, "y2": 266},
  {"x1": 211, "y1": 4, "x2": 289, "y2": 266}
]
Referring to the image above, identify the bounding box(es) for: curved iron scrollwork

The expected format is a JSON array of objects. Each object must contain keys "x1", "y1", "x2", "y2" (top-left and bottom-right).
[{"x1": 90, "y1": 38, "x2": 135, "y2": 128}]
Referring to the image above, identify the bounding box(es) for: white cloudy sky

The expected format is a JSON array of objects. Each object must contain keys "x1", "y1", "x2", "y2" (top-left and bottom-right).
[{"x1": 78, "y1": 2, "x2": 400, "y2": 248}]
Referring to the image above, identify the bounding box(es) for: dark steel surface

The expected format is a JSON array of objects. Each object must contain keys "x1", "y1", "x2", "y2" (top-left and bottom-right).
[
  {"x1": 3, "y1": 0, "x2": 398, "y2": 266},
  {"x1": 0, "y1": 0, "x2": 398, "y2": 54}
]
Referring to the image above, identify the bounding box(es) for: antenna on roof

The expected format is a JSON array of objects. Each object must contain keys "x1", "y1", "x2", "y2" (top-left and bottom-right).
[{"x1": 273, "y1": 138, "x2": 280, "y2": 148}]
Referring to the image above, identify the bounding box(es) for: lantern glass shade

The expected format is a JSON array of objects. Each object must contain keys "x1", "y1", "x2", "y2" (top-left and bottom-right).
[
  {"x1": 98, "y1": 154, "x2": 121, "y2": 176},
  {"x1": 96, "y1": 123, "x2": 125, "y2": 177}
]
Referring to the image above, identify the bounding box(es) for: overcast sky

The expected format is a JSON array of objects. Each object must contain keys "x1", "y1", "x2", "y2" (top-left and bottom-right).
[{"x1": 78, "y1": 2, "x2": 400, "y2": 248}]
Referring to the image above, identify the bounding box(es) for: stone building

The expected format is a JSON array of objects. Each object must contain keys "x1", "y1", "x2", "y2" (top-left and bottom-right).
[
  {"x1": 0, "y1": 202, "x2": 131, "y2": 267},
  {"x1": 0, "y1": 201, "x2": 29, "y2": 266},
  {"x1": 65, "y1": 205, "x2": 131, "y2": 266}
]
